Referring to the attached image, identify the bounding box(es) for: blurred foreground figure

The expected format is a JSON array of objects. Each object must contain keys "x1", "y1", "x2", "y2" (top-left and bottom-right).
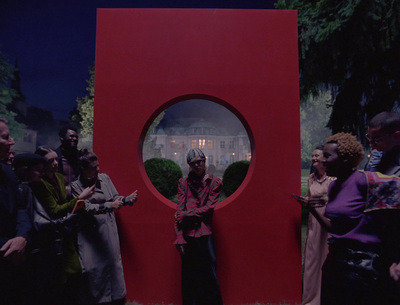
[
  {"x1": 0, "y1": 119, "x2": 31, "y2": 305},
  {"x1": 366, "y1": 111, "x2": 400, "y2": 175},
  {"x1": 174, "y1": 148, "x2": 223, "y2": 305}
]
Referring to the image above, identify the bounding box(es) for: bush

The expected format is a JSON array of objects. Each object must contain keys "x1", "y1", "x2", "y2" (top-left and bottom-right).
[
  {"x1": 222, "y1": 160, "x2": 250, "y2": 197},
  {"x1": 144, "y1": 158, "x2": 183, "y2": 199}
]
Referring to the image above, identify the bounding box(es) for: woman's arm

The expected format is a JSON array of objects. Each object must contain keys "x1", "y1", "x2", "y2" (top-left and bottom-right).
[
  {"x1": 305, "y1": 196, "x2": 332, "y2": 231},
  {"x1": 71, "y1": 174, "x2": 120, "y2": 214},
  {"x1": 32, "y1": 181, "x2": 78, "y2": 219}
]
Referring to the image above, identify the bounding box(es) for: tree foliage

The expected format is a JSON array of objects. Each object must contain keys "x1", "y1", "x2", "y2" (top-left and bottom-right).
[
  {"x1": 73, "y1": 65, "x2": 94, "y2": 139},
  {"x1": 222, "y1": 160, "x2": 250, "y2": 197},
  {"x1": 0, "y1": 49, "x2": 25, "y2": 137},
  {"x1": 144, "y1": 158, "x2": 183, "y2": 199},
  {"x1": 143, "y1": 112, "x2": 165, "y2": 161},
  {"x1": 276, "y1": 0, "x2": 400, "y2": 142},
  {"x1": 300, "y1": 91, "x2": 332, "y2": 167}
]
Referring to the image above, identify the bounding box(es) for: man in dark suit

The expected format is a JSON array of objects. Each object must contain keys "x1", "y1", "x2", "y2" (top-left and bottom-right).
[
  {"x1": 0, "y1": 119, "x2": 31, "y2": 304},
  {"x1": 54, "y1": 125, "x2": 80, "y2": 197},
  {"x1": 366, "y1": 112, "x2": 400, "y2": 176}
]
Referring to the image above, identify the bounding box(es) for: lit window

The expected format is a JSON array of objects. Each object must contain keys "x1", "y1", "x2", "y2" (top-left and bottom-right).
[
  {"x1": 191, "y1": 140, "x2": 197, "y2": 148},
  {"x1": 199, "y1": 139, "x2": 206, "y2": 149},
  {"x1": 208, "y1": 140, "x2": 213, "y2": 149}
]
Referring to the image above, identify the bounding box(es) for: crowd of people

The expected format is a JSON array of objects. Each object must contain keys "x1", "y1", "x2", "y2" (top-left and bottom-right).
[
  {"x1": 6, "y1": 110, "x2": 400, "y2": 305},
  {"x1": 0, "y1": 118, "x2": 222, "y2": 305},
  {"x1": 296, "y1": 111, "x2": 400, "y2": 305},
  {"x1": 0, "y1": 121, "x2": 138, "y2": 305}
]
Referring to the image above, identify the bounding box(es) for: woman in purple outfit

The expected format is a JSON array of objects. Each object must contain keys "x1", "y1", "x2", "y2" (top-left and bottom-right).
[{"x1": 301, "y1": 133, "x2": 400, "y2": 305}]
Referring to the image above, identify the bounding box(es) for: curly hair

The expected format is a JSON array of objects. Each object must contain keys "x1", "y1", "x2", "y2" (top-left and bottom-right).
[{"x1": 326, "y1": 132, "x2": 364, "y2": 168}]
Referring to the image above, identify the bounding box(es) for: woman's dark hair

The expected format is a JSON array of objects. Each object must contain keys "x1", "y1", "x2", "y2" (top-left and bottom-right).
[
  {"x1": 35, "y1": 146, "x2": 53, "y2": 157},
  {"x1": 314, "y1": 145, "x2": 324, "y2": 151},
  {"x1": 79, "y1": 151, "x2": 98, "y2": 169}
]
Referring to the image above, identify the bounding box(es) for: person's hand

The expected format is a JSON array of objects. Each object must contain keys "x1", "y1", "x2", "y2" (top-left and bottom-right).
[
  {"x1": 175, "y1": 210, "x2": 187, "y2": 223},
  {"x1": 293, "y1": 194, "x2": 308, "y2": 206},
  {"x1": 0, "y1": 236, "x2": 27, "y2": 265},
  {"x1": 79, "y1": 184, "x2": 96, "y2": 200},
  {"x1": 293, "y1": 194, "x2": 325, "y2": 208},
  {"x1": 308, "y1": 196, "x2": 326, "y2": 207},
  {"x1": 390, "y1": 263, "x2": 400, "y2": 285},
  {"x1": 126, "y1": 190, "x2": 138, "y2": 205},
  {"x1": 176, "y1": 244, "x2": 186, "y2": 255},
  {"x1": 112, "y1": 197, "x2": 124, "y2": 210}
]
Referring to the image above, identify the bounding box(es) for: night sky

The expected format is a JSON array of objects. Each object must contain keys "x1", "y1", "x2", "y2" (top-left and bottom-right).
[{"x1": 0, "y1": 0, "x2": 277, "y2": 121}]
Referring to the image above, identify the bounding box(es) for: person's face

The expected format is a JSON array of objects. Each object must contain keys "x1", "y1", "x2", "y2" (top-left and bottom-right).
[
  {"x1": 29, "y1": 163, "x2": 45, "y2": 182},
  {"x1": 189, "y1": 160, "x2": 206, "y2": 176},
  {"x1": 0, "y1": 122, "x2": 15, "y2": 161},
  {"x1": 82, "y1": 160, "x2": 99, "y2": 181},
  {"x1": 323, "y1": 143, "x2": 342, "y2": 177},
  {"x1": 366, "y1": 126, "x2": 398, "y2": 152},
  {"x1": 311, "y1": 149, "x2": 324, "y2": 170},
  {"x1": 5, "y1": 151, "x2": 15, "y2": 165},
  {"x1": 44, "y1": 151, "x2": 58, "y2": 175},
  {"x1": 61, "y1": 129, "x2": 78, "y2": 149}
]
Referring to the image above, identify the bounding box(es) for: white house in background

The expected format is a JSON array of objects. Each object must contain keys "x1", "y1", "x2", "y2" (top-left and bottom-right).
[{"x1": 145, "y1": 118, "x2": 251, "y2": 173}]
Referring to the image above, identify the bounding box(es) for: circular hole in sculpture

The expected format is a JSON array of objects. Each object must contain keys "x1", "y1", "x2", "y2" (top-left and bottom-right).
[{"x1": 142, "y1": 98, "x2": 253, "y2": 204}]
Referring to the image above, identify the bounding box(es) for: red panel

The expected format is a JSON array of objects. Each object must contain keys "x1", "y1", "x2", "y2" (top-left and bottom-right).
[{"x1": 94, "y1": 9, "x2": 301, "y2": 304}]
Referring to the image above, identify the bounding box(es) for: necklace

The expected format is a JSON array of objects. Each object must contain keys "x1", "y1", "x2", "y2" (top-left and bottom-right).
[{"x1": 315, "y1": 175, "x2": 327, "y2": 184}]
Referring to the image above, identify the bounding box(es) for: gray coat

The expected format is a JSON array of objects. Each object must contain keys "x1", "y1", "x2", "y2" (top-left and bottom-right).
[{"x1": 71, "y1": 173, "x2": 126, "y2": 304}]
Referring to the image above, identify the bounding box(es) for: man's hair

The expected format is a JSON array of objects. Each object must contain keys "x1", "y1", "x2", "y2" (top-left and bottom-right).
[
  {"x1": 368, "y1": 112, "x2": 400, "y2": 133},
  {"x1": 79, "y1": 151, "x2": 98, "y2": 169},
  {"x1": 326, "y1": 133, "x2": 364, "y2": 168},
  {"x1": 58, "y1": 125, "x2": 78, "y2": 138}
]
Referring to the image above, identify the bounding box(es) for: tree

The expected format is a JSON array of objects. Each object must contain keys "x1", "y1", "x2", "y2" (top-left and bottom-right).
[
  {"x1": 276, "y1": 0, "x2": 400, "y2": 143},
  {"x1": 300, "y1": 91, "x2": 332, "y2": 167},
  {"x1": 0, "y1": 49, "x2": 25, "y2": 137},
  {"x1": 144, "y1": 158, "x2": 183, "y2": 200},
  {"x1": 73, "y1": 65, "x2": 94, "y2": 144},
  {"x1": 143, "y1": 112, "x2": 165, "y2": 161},
  {"x1": 222, "y1": 160, "x2": 250, "y2": 197}
]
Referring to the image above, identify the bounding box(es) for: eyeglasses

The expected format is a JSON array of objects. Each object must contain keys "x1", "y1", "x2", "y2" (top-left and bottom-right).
[
  {"x1": 189, "y1": 160, "x2": 204, "y2": 166},
  {"x1": 365, "y1": 133, "x2": 388, "y2": 144}
]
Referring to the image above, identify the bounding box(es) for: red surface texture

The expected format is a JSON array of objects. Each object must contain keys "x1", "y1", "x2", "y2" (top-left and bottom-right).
[{"x1": 94, "y1": 9, "x2": 301, "y2": 304}]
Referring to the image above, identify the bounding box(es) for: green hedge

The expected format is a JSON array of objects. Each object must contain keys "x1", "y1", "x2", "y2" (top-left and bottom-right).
[
  {"x1": 222, "y1": 160, "x2": 250, "y2": 197},
  {"x1": 144, "y1": 158, "x2": 183, "y2": 199}
]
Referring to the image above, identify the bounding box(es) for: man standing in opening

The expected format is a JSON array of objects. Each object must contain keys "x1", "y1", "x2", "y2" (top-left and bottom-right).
[
  {"x1": 54, "y1": 125, "x2": 80, "y2": 196},
  {"x1": 174, "y1": 148, "x2": 223, "y2": 305}
]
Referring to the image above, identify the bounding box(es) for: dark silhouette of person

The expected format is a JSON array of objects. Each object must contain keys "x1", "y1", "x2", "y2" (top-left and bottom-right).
[{"x1": 54, "y1": 125, "x2": 80, "y2": 197}]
